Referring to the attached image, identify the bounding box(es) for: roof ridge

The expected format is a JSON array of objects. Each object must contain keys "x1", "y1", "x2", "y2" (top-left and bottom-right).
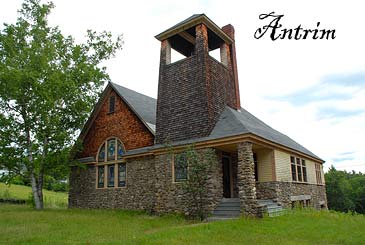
[{"x1": 109, "y1": 82, "x2": 157, "y2": 101}]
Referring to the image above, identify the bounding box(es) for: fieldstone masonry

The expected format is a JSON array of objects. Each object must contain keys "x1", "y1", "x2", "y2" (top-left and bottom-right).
[
  {"x1": 256, "y1": 181, "x2": 327, "y2": 209},
  {"x1": 69, "y1": 156, "x2": 156, "y2": 211},
  {"x1": 237, "y1": 141, "x2": 261, "y2": 217},
  {"x1": 154, "y1": 148, "x2": 223, "y2": 215}
]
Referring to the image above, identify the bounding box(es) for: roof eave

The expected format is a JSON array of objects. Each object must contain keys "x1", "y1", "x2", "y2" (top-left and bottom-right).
[
  {"x1": 155, "y1": 14, "x2": 234, "y2": 44},
  {"x1": 109, "y1": 82, "x2": 156, "y2": 136}
]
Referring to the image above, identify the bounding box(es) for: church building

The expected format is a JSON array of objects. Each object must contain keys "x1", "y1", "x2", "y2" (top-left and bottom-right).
[{"x1": 69, "y1": 14, "x2": 327, "y2": 217}]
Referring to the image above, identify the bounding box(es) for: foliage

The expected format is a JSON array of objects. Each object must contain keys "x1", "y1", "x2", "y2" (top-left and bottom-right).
[
  {"x1": 1, "y1": 174, "x2": 67, "y2": 192},
  {"x1": 0, "y1": 0, "x2": 122, "y2": 209},
  {"x1": 0, "y1": 183, "x2": 67, "y2": 208},
  {"x1": 175, "y1": 145, "x2": 216, "y2": 220},
  {"x1": 325, "y1": 166, "x2": 365, "y2": 214},
  {"x1": 0, "y1": 206, "x2": 364, "y2": 244}
]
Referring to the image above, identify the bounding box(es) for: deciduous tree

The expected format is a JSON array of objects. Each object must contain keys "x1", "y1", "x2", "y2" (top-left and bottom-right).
[{"x1": 0, "y1": 0, "x2": 122, "y2": 209}]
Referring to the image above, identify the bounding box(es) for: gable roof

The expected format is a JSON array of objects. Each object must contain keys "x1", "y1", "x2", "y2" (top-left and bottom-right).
[
  {"x1": 78, "y1": 82, "x2": 157, "y2": 143},
  {"x1": 155, "y1": 14, "x2": 234, "y2": 44},
  {"x1": 210, "y1": 107, "x2": 321, "y2": 160},
  {"x1": 110, "y1": 82, "x2": 156, "y2": 126}
]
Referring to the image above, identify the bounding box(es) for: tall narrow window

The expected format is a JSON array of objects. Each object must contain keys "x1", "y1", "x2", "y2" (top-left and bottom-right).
[
  {"x1": 174, "y1": 153, "x2": 188, "y2": 182},
  {"x1": 107, "y1": 164, "x2": 115, "y2": 187},
  {"x1": 98, "y1": 166, "x2": 105, "y2": 188},
  {"x1": 118, "y1": 163, "x2": 126, "y2": 187},
  {"x1": 291, "y1": 156, "x2": 297, "y2": 181},
  {"x1": 296, "y1": 158, "x2": 302, "y2": 182},
  {"x1": 302, "y1": 159, "x2": 307, "y2": 182},
  {"x1": 96, "y1": 138, "x2": 126, "y2": 188},
  {"x1": 315, "y1": 163, "x2": 322, "y2": 184},
  {"x1": 109, "y1": 96, "x2": 115, "y2": 113}
]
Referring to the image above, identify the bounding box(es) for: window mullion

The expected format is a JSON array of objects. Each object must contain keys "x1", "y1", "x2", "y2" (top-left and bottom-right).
[
  {"x1": 115, "y1": 138, "x2": 117, "y2": 161},
  {"x1": 104, "y1": 143, "x2": 107, "y2": 162}
]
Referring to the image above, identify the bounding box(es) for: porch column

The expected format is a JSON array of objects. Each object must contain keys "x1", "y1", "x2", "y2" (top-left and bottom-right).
[{"x1": 237, "y1": 141, "x2": 261, "y2": 217}]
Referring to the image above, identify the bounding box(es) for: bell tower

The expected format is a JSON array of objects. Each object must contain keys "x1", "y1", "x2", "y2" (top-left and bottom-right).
[{"x1": 155, "y1": 14, "x2": 240, "y2": 144}]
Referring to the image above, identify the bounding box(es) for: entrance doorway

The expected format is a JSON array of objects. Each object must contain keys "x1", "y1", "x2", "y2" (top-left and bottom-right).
[{"x1": 222, "y1": 156, "x2": 233, "y2": 198}]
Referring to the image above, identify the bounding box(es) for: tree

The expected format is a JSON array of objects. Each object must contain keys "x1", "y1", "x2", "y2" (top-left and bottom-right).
[
  {"x1": 176, "y1": 145, "x2": 216, "y2": 220},
  {"x1": 325, "y1": 166, "x2": 365, "y2": 214},
  {"x1": 0, "y1": 0, "x2": 122, "y2": 209},
  {"x1": 325, "y1": 166, "x2": 354, "y2": 213}
]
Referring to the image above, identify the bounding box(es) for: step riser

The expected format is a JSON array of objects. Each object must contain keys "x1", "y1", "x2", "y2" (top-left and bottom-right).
[
  {"x1": 212, "y1": 213, "x2": 241, "y2": 217},
  {"x1": 215, "y1": 208, "x2": 241, "y2": 211},
  {"x1": 213, "y1": 211, "x2": 241, "y2": 215},
  {"x1": 217, "y1": 205, "x2": 240, "y2": 208}
]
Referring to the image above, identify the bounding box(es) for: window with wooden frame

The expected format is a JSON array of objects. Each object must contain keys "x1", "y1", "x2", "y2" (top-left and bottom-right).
[
  {"x1": 315, "y1": 163, "x2": 322, "y2": 184},
  {"x1": 290, "y1": 156, "x2": 307, "y2": 183},
  {"x1": 96, "y1": 137, "x2": 126, "y2": 188},
  {"x1": 109, "y1": 95, "x2": 116, "y2": 113},
  {"x1": 173, "y1": 153, "x2": 188, "y2": 182}
]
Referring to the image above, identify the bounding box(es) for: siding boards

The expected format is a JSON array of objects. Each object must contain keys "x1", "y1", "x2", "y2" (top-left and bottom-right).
[
  {"x1": 274, "y1": 150, "x2": 291, "y2": 182},
  {"x1": 256, "y1": 149, "x2": 272, "y2": 182}
]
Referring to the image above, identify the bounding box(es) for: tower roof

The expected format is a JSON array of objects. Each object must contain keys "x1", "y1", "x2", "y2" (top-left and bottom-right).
[{"x1": 155, "y1": 14, "x2": 234, "y2": 46}]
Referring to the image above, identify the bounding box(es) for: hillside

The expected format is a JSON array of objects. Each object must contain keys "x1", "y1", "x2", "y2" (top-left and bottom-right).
[
  {"x1": 0, "y1": 183, "x2": 67, "y2": 208},
  {"x1": 0, "y1": 204, "x2": 364, "y2": 244}
]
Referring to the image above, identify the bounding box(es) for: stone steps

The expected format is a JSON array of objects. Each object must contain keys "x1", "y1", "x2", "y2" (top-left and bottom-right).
[
  {"x1": 207, "y1": 198, "x2": 285, "y2": 221},
  {"x1": 207, "y1": 198, "x2": 241, "y2": 221},
  {"x1": 257, "y1": 199, "x2": 284, "y2": 217}
]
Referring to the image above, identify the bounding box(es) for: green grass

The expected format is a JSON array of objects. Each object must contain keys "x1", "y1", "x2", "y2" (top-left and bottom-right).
[
  {"x1": 0, "y1": 183, "x2": 68, "y2": 208},
  {"x1": 0, "y1": 205, "x2": 364, "y2": 244}
]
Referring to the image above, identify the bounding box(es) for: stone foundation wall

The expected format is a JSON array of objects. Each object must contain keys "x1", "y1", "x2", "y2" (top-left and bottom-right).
[
  {"x1": 256, "y1": 182, "x2": 278, "y2": 200},
  {"x1": 256, "y1": 181, "x2": 327, "y2": 209},
  {"x1": 69, "y1": 149, "x2": 223, "y2": 215},
  {"x1": 69, "y1": 156, "x2": 156, "y2": 211},
  {"x1": 154, "y1": 148, "x2": 222, "y2": 215}
]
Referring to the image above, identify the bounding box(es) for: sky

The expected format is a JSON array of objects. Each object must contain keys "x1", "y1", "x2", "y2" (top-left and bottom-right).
[{"x1": 1, "y1": 0, "x2": 365, "y2": 173}]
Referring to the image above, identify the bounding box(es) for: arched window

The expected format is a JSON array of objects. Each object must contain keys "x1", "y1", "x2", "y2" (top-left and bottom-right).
[{"x1": 96, "y1": 137, "x2": 126, "y2": 188}]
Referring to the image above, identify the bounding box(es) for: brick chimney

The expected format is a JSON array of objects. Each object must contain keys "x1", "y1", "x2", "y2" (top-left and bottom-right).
[
  {"x1": 154, "y1": 14, "x2": 240, "y2": 144},
  {"x1": 222, "y1": 24, "x2": 241, "y2": 110}
]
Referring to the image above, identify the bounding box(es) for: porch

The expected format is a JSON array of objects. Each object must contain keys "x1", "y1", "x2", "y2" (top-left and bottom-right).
[{"x1": 215, "y1": 141, "x2": 278, "y2": 217}]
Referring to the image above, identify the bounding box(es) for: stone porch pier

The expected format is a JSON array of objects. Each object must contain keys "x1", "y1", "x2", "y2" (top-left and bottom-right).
[{"x1": 237, "y1": 141, "x2": 262, "y2": 217}]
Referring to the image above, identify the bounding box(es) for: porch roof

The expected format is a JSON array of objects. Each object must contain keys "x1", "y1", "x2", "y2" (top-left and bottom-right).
[{"x1": 210, "y1": 107, "x2": 321, "y2": 160}]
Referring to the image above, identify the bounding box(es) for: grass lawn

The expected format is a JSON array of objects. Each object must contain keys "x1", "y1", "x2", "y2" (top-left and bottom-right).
[
  {"x1": 0, "y1": 183, "x2": 68, "y2": 208},
  {"x1": 0, "y1": 204, "x2": 364, "y2": 244}
]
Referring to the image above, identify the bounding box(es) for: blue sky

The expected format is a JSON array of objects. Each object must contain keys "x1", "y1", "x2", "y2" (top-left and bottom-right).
[{"x1": 1, "y1": 0, "x2": 365, "y2": 172}]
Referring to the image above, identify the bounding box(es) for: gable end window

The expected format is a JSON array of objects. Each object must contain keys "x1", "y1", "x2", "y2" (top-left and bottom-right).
[
  {"x1": 290, "y1": 156, "x2": 307, "y2": 183},
  {"x1": 96, "y1": 137, "x2": 126, "y2": 188},
  {"x1": 109, "y1": 96, "x2": 116, "y2": 113},
  {"x1": 174, "y1": 153, "x2": 188, "y2": 182},
  {"x1": 315, "y1": 163, "x2": 322, "y2": 184}
]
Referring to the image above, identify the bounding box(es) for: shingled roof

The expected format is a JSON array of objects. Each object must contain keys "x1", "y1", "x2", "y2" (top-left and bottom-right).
[
  {"x1": 210, "y1": 107, "x2": 321, "y2": 160},
  {"x1": 112, "y1": 84, "x2": 321, "y2": 161},
  {"x1": 110, "y1": 82, "x2": 157, "y2": 132}
]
